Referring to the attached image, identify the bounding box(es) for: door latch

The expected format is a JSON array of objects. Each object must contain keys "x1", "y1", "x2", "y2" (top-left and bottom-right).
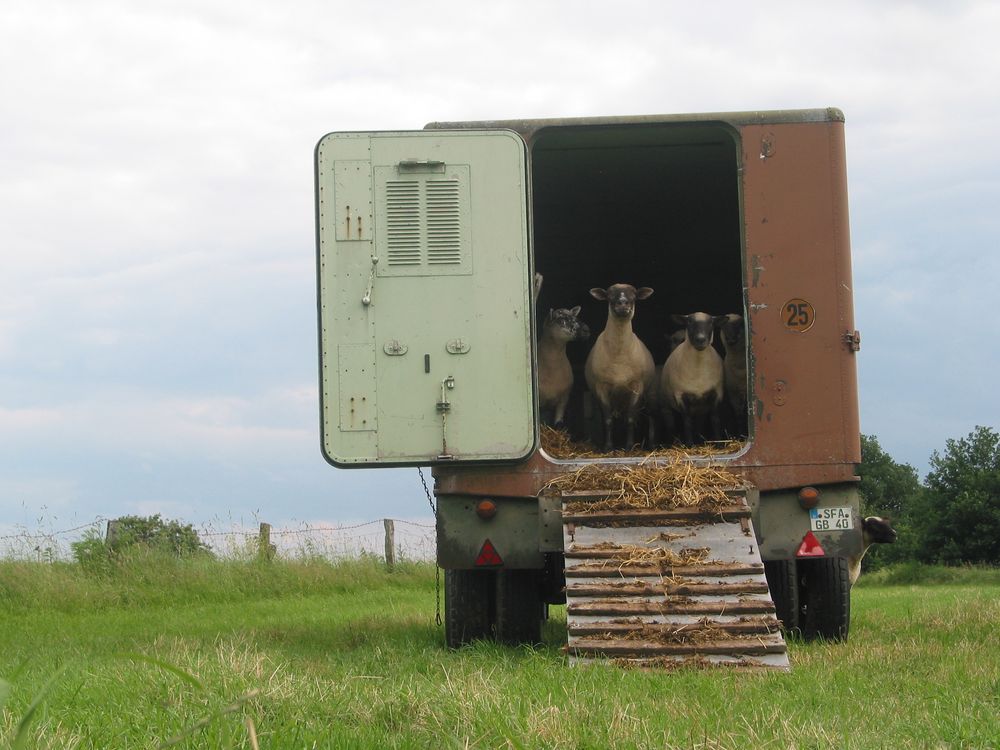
[
  {"x1": 437, "y1": 376, "x2": 456, "y2": 459},
  {"x1": 361, "y1": 255, "x2": 378, "y2": 306}
]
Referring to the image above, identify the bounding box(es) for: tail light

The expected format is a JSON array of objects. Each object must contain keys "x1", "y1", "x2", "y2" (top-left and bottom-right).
[
  {"x1": 475, "y1": 500, "x2": 497, "y2": 519},
  {"x1": 798, "y1": 486, "x2": 820, "y2": 510}
]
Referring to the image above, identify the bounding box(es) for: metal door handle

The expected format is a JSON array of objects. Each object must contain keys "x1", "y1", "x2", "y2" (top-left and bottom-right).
[{"x1": 397, "y1": 159, "x2": 445, "y2": 173}]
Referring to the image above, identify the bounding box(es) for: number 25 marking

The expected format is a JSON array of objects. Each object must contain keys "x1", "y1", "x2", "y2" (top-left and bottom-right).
[{"x1": 782, "y1": 298, "x2": 815, "y2": 332}]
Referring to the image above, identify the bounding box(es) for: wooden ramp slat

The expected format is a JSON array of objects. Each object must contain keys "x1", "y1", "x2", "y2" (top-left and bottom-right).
[
  {"x1": 568, "y1": 618, "x2": 781, "y2": 637},
  {"x1": 566, "y1": 581, "x2": 770, "y2": 598},
  {"x1": 565, "y1": 563, "x2": 764, "y2": 577},
  {"x1": 570, "y1": 636, "x2": 787, "y2": 658},
  {"x1": 567, "y1": 599, "x2": 776, "y2": 617}
]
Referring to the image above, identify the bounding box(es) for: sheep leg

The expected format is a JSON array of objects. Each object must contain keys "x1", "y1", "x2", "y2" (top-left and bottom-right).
[
  {"x1": 602, "y1": 414, "x2": 614, "y2": 451},
  {"x1": 709, "y1": 408, "x2": 722, "y2": 441},
  {"x1": 624, "y1": 389, "x2": 645, "y2": 449},
  {"x1": 553, "y1": 392, "x2": 570, "y2": 429},
  {"x1": 661, "y1": 409, "x2": 678, "y2": 446},
  {"x1": 593, "y1": 386, "x2": 615, "y2": 451},
  {"x1": 682, "y1": 412, "x2": 695, "y2": 445}
]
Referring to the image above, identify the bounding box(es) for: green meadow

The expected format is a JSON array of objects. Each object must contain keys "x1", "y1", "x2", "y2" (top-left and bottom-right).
[{"x1": 2, "y1": 556, "x2": 998, "y2": 749}]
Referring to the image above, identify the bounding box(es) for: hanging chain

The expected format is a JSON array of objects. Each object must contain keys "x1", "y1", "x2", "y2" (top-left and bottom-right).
[
  {"x1": 418, "y1": 467, "x2": 442, "y2": 627},
  {"x1": 418, "y1": 466, "x2": 436, "y2": 515}
]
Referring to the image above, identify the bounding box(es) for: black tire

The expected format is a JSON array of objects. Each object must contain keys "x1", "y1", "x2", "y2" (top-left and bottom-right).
[
  {"x1": 801, "y1": 556, "x2": 851, "y2": 642},
  {"x1": 764, "y1": 559, "x2": 799, "y2": 634},
  {"x1": 495, "y1": 569, "x2": 543, "y2": 645},
  {"x1": 444, "y1": 569, "x2": 495, "y2": 648}
]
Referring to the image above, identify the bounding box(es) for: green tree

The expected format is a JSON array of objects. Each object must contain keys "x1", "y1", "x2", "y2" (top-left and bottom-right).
[
  {"x1": 857, "y1": 434, "x2": 924, "y2": 567},
  {"x1": 859, "y1": 434, "x2": 922, "y2": 518},
  {"x1": 106, "y1": 514, "x2": 212, "y2": 556},
  {"x1": 918, "y1": 426, "x2": 1000, "y2": 565},
  {"x1": 72, "y1": 514, "x2": 212, "y2": 569}
]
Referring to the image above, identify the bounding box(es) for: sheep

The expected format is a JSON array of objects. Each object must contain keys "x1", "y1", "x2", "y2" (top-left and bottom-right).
[
  {"x1": 848, "y1": 516, "x2": 897, "y2": 586},
  {"x1": 537, "y1": 306, "x2": 590, "y2": 427},
  {"x1": 636, "y1": 364, "x2": 666, "y2": 448},
  {"x1": 533, "y1": 272, "x2": 544, "y2": 304},
  {"x1": 720, "y1": 313, "x2": 747, "y2": 434},
  {"x1": 667, "y1": 329, "x2": 687, "y2": 355},
  {"x1": 661, "y1": 312, "x2": 727, "y2": 444},
  {"x1": 584, "y1": 283, "x2": 655, "y2": 450}
]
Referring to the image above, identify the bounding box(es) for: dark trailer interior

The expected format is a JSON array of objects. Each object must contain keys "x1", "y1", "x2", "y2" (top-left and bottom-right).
[{"x1": 528, "y1": 122, "x2": 748, "y2": 446}]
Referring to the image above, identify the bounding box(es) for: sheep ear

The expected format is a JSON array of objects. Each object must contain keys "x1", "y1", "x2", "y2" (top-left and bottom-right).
[
  {"x1": 636, "y1": 287, "x2": 654, "y2": 300},
  {"x1": 671, "y1": 314, "x2": 688, "y2": 327},
  {"x1": 590, "y1": 288, "x2": 608, "y2": 301},
  {"x1": 569, "y1": 305, "x2": 581, "y2": 316},
  {"x1": 714, "y1": 315, "x2": 728, "y2": 328}
]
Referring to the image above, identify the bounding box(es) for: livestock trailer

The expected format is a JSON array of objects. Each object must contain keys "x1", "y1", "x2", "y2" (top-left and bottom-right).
[{"x1": 315, "y1": 108, "x2": 863, "y2": 654}]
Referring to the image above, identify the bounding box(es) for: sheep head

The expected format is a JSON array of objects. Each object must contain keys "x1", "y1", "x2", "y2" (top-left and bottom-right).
[
  {"x1": 544, "y1": 306, "x2": 590, "y2": 342},
  {"x1": 862, "y1": 516, "x2": 898, "y2": 545},
  {"x1": 720, "y1": 313, "x2": 744, "y2": 348},
  {"x1": 672, "y1": 312, "x2": 727, "y2": 352},
  {"x1": 590, "y1": 284, "x2": 653, "y2": 321}
]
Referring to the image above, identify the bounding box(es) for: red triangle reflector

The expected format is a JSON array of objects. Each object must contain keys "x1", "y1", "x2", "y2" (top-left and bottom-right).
[
  {"x1": 475, "y1": 539, "x2": 503, "y2": 567},
  {"x1": 796, "y1": 530, "x2": 826, "y2": 557}
]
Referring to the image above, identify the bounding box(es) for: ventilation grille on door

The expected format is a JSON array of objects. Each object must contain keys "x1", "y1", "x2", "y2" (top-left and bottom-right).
[
  {"x1": 385, "y1": 181, "x2": 421, "y2": 266},
  {"x1": 376, "y1": 165, "x2": 471, "y2": 276}
]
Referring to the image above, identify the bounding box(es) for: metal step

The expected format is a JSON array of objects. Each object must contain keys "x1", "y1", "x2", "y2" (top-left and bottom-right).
[{"x1": 562, "y1": 488, "x2": 790, "y2": 671}]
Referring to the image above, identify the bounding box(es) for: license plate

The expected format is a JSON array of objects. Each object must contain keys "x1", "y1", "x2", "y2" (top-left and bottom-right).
[{"x1": 809, "y1": 506, "x2": 854, "y2": 532}]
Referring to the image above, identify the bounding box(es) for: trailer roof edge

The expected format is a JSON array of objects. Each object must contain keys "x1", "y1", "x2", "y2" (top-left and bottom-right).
[{"x1": 426, "y1": 108, "x2": 845, "y2": 131}]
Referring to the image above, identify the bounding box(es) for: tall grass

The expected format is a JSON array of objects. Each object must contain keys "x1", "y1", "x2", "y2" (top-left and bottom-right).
[
  {"x1": 1, "y1": 558, "x2": 998, "y2": 749},
  {"x1": 856, "y1": 560, "x2": 1000, "y2": 587},
  {"x1": 0, "y1": 549, "x2": 431, "y2": 614}
]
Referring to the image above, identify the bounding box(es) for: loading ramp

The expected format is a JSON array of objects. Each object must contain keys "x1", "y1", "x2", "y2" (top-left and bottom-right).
[{"x1": 559, "y1": 487, "x2": 790, "y2": 671}]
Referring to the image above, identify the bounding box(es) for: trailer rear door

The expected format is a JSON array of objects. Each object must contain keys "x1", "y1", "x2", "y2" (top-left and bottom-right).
[{"x1": 316, "y1": 130, "x2": 535, "y2": 466}]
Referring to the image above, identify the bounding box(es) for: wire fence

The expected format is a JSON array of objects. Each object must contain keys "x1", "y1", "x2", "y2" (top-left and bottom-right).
[{"x1": 0, "y1": 517, "x2": 436, "y2": 563}]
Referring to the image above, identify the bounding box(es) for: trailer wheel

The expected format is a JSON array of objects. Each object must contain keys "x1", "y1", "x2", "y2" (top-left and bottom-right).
[
  {"x1": 800, "y1": 556, "x2": 851, "y2": 642},
  {"x1": 764, "y1": 559, "x2": 799, "y2": 634},
  {"x1": 495, "y1": 569, "x2": 543, "y2": 645},
  {"x1": 444, "y1": 569, "x2": 495, "y2": 648}
]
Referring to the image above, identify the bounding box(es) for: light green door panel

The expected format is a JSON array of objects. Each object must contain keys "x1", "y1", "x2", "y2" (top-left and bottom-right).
[{"x1": 316, "y1": 130, "x2": 536, "y2": 466}]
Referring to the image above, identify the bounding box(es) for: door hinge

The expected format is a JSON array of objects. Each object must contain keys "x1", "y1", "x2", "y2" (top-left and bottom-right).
[{"x1": 843, "y1": 329, "x2": 861, "y2": 352}]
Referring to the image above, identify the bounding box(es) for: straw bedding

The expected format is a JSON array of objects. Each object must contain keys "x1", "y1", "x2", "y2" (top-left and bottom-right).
[
  {"x1": 569, "y1": 544, "x2": 715, "y2": 570},
  {"x1": 542, "y1": 426, "x2": 748, "y2": 513}
]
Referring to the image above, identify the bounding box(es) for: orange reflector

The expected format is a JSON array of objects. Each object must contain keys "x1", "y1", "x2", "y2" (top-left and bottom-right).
[
  {"x1": 796, "y1": 531, "x2": 825, "y2": 557},
  {"x1": 475, "y1": 539, "x2": 503, "y2": 567},
  {"x1": 798, "y1": 486, "x2": 821, "y2": 509},
  {"x1": 475, "y1": 500, "x2": 497, "y2": 519}
]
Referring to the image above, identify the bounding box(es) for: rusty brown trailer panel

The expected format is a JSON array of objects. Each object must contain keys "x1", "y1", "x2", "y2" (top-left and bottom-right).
[{"x1": 434, "y1": 111, "x2": 860, "y2": 500}]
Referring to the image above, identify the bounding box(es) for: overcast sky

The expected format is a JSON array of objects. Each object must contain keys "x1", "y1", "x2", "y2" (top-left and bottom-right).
[{"x1": 1, "y1": 0, "x2": 997, "y2": 535}]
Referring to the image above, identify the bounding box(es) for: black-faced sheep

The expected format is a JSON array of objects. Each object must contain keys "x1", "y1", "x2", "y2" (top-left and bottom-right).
[
  {"x1": 584, "y1": 283, "x2": 655, "y2": 450},
  {"x1": 720, "y1": 313, "x2": 747, "y2": 434},
  {"x1": 848, "y1": 516, "x2": 897, "y2": 585},
  {"x1": 538, "y1": 306, "x2": 590, "y2": 427},
  {"x1": 661, "y1": 312, "x2": 727, "y2": 444}
]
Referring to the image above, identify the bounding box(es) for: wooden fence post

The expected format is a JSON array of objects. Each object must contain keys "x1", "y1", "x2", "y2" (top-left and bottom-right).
[
  {"x1": 105, "y1": 519, "x2": 120, "y2": 549},
  {"x1": 383, "y1": 519, "x2": 395, "y2": 569},
  {"x1": 258, "y1": 522, "x2": 276, "y2": 561}
]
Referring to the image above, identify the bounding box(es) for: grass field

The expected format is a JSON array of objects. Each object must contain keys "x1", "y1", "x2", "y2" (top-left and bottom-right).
[{"x1": 1, "y1": 555, "x2": 998, "y2": 749}]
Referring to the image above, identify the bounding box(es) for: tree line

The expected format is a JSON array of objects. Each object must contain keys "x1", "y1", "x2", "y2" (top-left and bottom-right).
[{"x1": 859, "y1": 425, "x2": 1000, "y2": 569}]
